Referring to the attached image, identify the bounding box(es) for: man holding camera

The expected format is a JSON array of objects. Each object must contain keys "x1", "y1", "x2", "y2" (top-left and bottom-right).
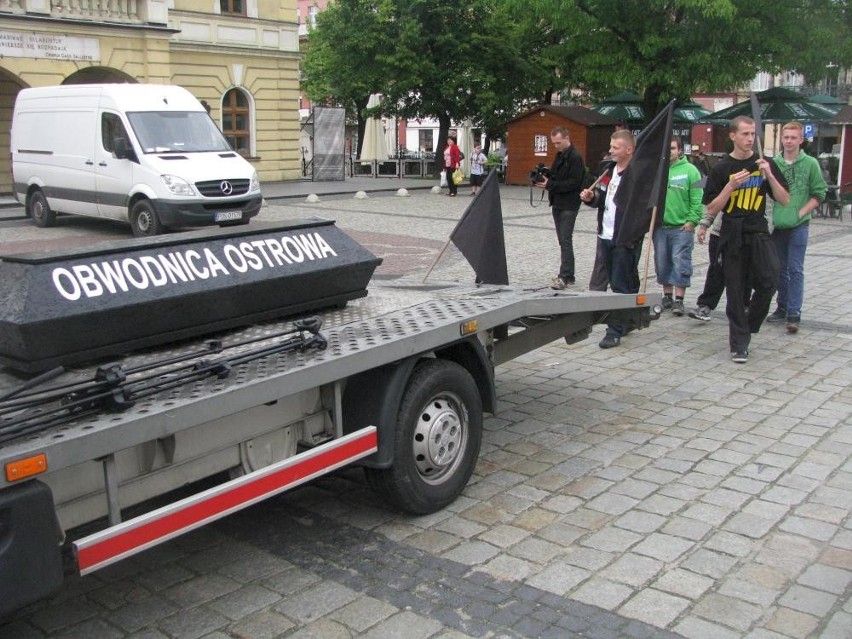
[{"x1": 534, "y1": 126, "x2": 586, "y2": 289}]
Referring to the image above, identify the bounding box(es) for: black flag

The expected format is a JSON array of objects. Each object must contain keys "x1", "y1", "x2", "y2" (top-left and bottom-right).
[
  {"x1": 450, "y1": 171, "x2": 509, "y2": 285},
  {"x1": 614, "y1": 99, "x2": 675, "y2": 247}
]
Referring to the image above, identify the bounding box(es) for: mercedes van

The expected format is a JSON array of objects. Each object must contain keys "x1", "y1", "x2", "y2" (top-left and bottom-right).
[{"x1": 11, "y1": 84, "x2": 263, "y2": 237}]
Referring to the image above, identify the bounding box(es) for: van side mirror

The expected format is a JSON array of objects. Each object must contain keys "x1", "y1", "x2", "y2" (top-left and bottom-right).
[{"x1": 113, "y1": 138, "x2": 137, "y2": 162}]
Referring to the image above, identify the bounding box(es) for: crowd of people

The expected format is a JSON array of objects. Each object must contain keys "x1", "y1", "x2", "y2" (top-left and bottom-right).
[{"x1": 537, "y1": 116, "x2": 827, "y2": 364}]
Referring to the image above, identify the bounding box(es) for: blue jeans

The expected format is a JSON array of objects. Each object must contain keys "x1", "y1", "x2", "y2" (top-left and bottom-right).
[
  {"x1": 772, "y1": 222, "x2": 808, "y2": 319},
  {"x1": 653, "y1": 227, "x2": 694, "y2": 288},
  {"x1": 600, "y1": 238, "x2": 641, "y2": 338}
]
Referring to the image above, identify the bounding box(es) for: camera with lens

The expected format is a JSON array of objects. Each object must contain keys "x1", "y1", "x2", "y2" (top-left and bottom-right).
[{"x1": 528, "y1": 163, "x2": 551, "y2": 184}]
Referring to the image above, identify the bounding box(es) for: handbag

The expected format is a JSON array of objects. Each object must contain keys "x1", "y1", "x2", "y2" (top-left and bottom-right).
[
  {"x1": 452, "y1": 168, "x2": 464, "y2": 185},
  {"x1": 440, "y1": 170, "x2": 448, "y2": 187}
]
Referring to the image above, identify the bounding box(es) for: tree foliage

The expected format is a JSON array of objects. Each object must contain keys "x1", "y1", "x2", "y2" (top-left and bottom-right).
[
  {"x1": 301, "y1": 0, "x2": 395, "y2": 156},
  {"x1": 524, "y1": 0, "x2": 852, "y2": 120},
  {"x1": 303, "y1": 0, "x2": 852, "y2": 147}
]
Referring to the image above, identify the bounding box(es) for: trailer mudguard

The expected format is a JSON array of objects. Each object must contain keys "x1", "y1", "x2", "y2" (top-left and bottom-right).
[
  {"x1": 343, "y1": 337, "x2": 495, "y2": 468},
  {"x1": 0, "y1": 480, "x2": 64, "y2": 618}
]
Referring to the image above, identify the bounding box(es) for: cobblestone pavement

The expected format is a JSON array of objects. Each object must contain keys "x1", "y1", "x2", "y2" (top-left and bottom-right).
[{"x1": 1, "y1": 186, "x2": 851, "y2": 638}]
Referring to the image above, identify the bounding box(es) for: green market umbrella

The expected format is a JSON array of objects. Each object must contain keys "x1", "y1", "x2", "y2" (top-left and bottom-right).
[
  {"x1": 808, "y1": 94, "x2": 844, "y2": 115},
  {"x1": 673, "y1": 101, "x2": 713, "y2": 123},
  {"x1": 809, "y1": 93, "x2": 845, "y2": 105},
  {"x1": 700, "y1": 87, "x2": 838, "y2": 124},
  {"x1": 591, "y1": 91, "x2": 645, "y2": 123},
  {"x1": 594, "y1": 94, "x2": 713, "y2": 125}
]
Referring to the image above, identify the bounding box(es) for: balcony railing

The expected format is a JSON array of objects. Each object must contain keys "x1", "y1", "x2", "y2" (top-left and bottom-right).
[{"x1": 0, "y1": 0, "x2": 167, "y2": 25}]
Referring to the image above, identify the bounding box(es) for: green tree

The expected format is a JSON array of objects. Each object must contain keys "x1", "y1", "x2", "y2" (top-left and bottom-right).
[
  {"x1": 377, "y1": 0, "x2": 483, "y2": 164},
  {"x1": 524, "y1": 0, "x2": 852, "y2": 120},
  {"x1": 302, "y1": 0, "x2": 564, "y2": 157},
  {"x1": 302, "y1": 0, "x2": 395, "y2": 157}
]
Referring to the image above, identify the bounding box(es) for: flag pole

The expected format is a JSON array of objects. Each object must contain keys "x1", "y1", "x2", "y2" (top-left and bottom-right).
[
  {"x1": 422, "y1": 237, "x2": 454, "y2": 283},
  {"x1": 749, "y1": 92, "x2": 764, "y2": 160},
  {"x1": 641, "y1": 205, "x2": 658, "y2": 294}
]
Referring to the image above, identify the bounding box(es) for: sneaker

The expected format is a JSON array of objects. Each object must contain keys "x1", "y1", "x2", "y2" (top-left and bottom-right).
[
  {"x1": 672, "y1": 300, "x2": 685, "y2": 316},
  {"x1": 786, "y1": 316, "x2": 800, "y2": 334},
  {"x1": 688, "y1": 305, "x2": 711, "y2": 322},
  {"x1": 599, "y1": 334, "x2": 621, "y2": 349},
  {"x1": 549, "y1": 276, "x2": 566, "y2": 290},
  {"x1": 661, "y1": 296, "x2": 673, "y2": 310},
  {"x1": 766, "y1": 308, "x2": 786, "y2": 323},
  {"x1": 731, "y1": 350, "x2": 749, "y2": 364}
]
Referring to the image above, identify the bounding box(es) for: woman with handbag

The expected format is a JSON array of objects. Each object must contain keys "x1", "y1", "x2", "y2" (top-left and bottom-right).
[{"x1": 443, "y1": 136, "x2": 461, "y2": 197}]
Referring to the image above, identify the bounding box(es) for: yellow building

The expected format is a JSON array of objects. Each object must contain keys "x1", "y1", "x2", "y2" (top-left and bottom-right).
[{"x1": 0, "y1": 0, "x2": 302, "y2": 194}]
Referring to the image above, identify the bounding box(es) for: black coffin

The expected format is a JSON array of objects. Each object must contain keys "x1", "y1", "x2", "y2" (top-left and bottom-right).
[{"x1": 0, "y1": 220, "x2": 382, "y2": 372}]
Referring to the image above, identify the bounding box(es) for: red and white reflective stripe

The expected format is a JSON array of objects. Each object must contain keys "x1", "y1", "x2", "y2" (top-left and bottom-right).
[{"x1": 74, "y1": 426, "x2": 377, "y2": 575}]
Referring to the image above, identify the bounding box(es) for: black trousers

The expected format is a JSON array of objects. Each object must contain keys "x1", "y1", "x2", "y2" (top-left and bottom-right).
[
  {"x1": 446, "y1": 166, "x2": 457, "y2": 195},
  {"x1": 696, "y1": 233, "x2": 724, "y2": 310},
  {"x1": 721, "y1": 229, "x2": 779, "y2": 353},
  {"x1": 588, "y1": 237, "x2": 609, "y2": 291},
  {"x1": 551, "y1": 208, "x2": 579, "y2": 282}
]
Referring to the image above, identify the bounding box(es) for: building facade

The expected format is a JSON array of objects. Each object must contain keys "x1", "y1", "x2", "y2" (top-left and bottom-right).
[{"x1": 0, "y1": 0, "x2": 303, "y2": 194}]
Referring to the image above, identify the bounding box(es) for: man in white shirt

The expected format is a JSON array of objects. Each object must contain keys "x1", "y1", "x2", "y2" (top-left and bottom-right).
[{"x1": 580, "y1": 130, "x2": 636, "y2": 349}]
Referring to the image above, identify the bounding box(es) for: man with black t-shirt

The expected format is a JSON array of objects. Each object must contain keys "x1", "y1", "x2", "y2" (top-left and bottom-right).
[{"x1": 702, "y1": 116, "x2": 789, "y2": 364}]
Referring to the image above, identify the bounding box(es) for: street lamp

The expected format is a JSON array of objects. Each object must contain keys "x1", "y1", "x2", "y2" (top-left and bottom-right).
[{"x1": 825, "y1": 62, "x2": 839, "y2": 97}]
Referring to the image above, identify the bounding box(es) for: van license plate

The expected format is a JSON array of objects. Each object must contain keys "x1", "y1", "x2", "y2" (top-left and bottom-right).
[{"x1": 214, "y1": 211, "x2": 242, "y2": 222}]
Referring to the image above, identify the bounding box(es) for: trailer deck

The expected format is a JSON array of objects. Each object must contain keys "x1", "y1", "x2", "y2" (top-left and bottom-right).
[{"x1": 0, "y1": 280, "x2": 650, "y2": 483}]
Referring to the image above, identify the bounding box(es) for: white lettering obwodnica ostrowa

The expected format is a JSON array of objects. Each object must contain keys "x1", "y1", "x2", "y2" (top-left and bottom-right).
[{"x1": 51, "y1": 232, "x2": 338, "y2": 301}]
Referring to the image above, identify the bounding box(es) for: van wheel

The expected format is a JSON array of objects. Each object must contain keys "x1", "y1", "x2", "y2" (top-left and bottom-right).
[
  {"x1": 130, "y1": 200, "x2": 163, "y2": 237},
  {"x1": 28, "y1": 190, "x2": 56, "y2": 228},
  {"x1": 364, "y1": 359, "x2": 483, "y2": 514}
]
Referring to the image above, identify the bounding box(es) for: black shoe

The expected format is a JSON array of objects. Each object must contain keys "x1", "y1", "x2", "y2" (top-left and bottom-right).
[
  {"x1": 766, "y1": 309, "x2": 786, "y2": 323},
  {"x1": 672, "y1": 300, "x2": 685, "y2": 316},
  {"x1": 661, "y1": 296, "x2": 673, "y2": 310},
  {"x1": 731, "y1": 350, "x2": 749, "y2": 364},
  {"x1": 688, "y1": 305, "x2": 712, "y2": 322},
  {"x1": 599, "y1": 334, "x2": 621, "y2": 349}
]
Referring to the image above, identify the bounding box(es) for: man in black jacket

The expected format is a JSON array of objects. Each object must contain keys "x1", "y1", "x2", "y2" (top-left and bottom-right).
[{"x1": 535, "y1": 127, "x2": 586, "y2": 289}]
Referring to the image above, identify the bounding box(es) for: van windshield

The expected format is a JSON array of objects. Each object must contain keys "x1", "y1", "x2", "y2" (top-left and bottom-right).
[{"x1": 127, "y1": 111, "x2": 233, "y2": 154}]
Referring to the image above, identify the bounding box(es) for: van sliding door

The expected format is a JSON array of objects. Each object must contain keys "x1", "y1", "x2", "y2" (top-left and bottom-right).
[{"x1": 95, "y1": 111, "x2": 135, "y2": 220}]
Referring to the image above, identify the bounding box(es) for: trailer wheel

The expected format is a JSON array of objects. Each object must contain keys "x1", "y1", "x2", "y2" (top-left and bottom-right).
[
  {"x1": 130, "y1": 199, "x2": 163, "y2": 237},
  {"x1": 365, "y1": 359, "x2": 482, "y2": 514},
  {"x1": 28, "y1": 190, "x2": 56, "y2": 228}
]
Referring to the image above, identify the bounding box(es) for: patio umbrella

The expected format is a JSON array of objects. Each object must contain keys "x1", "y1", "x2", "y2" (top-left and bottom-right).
[
  {"x1": 699, "y1": 87, "x2": 839, "y2": 125},
  {"x1": 456, "y1": 120, "x2": 474, "y2": 176},
  {"x1": 808, "y1": 94, "x2": 844, "y2": 116},
  {"x1": 593, "y1": 92, "x2": 708, "y2": 123},
  {"x1": 591, "y1": 91, "x2": 645, "y2": 123},
  {"x1": 383, "y1": 116, "x2": 397, "y2": 157},
  {"x1": 360, "y1": 94, "x2": 388, "y2": 161},
  {"x1": 810, "y1": 93, "x2": 846, "y2": 105},
  {"x1": 673, "y1": 101, "x2": 713, "y2": 123}
]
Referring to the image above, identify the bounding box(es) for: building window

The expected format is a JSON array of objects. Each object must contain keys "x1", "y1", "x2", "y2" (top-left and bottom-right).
[
  {"x1": 308, "y1": 5, "x2": 318, "y2": 26},
  {"x1": 220, "y1": 0, "x2": 246, "y2": 15},
  {"x1": 222, "y1": 88, "x2": 251, "y2": 156},
  {"x1": 419, "y1": 129, "x2": 433, "y2": 153}
]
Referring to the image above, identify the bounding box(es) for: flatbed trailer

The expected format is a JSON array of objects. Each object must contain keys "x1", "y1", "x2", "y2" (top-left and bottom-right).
[{"x1": 0, "y1": 276, "x2": 657, "y2": 616}]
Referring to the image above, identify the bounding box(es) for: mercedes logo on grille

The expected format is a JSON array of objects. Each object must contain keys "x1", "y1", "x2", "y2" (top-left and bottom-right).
[{"x1": 220, "y1": 180, "x2": 234, "y2": 195}]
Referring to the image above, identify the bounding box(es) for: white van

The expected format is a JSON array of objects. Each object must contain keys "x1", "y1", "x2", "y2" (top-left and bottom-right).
[{"x1": 11, "y1": 84, "x2": 262, "y2": 237}]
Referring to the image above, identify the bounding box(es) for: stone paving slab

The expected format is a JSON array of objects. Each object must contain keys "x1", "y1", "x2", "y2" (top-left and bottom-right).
[{"x1": 1, "y1": 186, "x2": 851, "y2": 637}]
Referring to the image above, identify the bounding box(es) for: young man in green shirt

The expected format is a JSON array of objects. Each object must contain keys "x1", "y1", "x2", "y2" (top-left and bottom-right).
[
  {"x1": 654, "y1": 137, "x2": 704, "y2": 315},
  {"x1": 766, "y1": 122, "x2": 827, "y2": 333}
]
